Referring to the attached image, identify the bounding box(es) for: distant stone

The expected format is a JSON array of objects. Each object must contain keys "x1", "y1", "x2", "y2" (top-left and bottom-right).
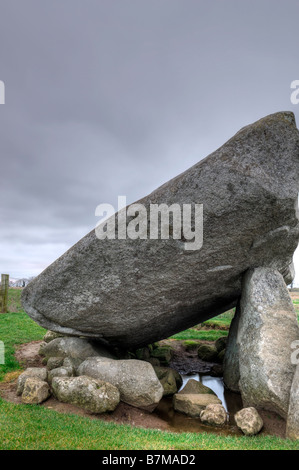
[
  {"x1": 21, "y1": 112, "x2": 299, "y2": 350},
  {"x1": 234, "y1": 407, "x2": 263, "y2": 436},
  {"x1": 173, "y1": 393, "x2": 222, "y2": 417},
  {"x1": 77, "y1": 357, "x2": 163, "y2": 411},
  {"x1": 178, "y1": 378, "x2": 216, "y2": 395},
  {"x1": 286, "y1": 364, "x2": 299, "y2": 440},
  {"x1": 21, "y1": 377, "x2": 50, "y2": 404},
  {"x1": 200, "y1": 404, "x2": 228, "y2": 427},
  {"x1": 52, "y1": 376, "x2": 120, "y2": 414},
  {"x1": 197, "y1": 344, "x2": 218, "y2": 362},
  {"x1": 16, "y1": 368, "x2": 48, "y2": 396}
]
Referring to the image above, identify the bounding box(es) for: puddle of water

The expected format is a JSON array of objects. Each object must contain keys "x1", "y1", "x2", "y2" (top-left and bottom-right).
[{"x1": 154, "y1": 374, "x2": 243, "y2": 434}]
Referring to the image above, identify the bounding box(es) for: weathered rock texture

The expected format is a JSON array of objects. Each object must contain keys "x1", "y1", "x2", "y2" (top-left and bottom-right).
[
  {"x1": 224, "y1": 267, "x2": 299, "y2": 418},
  {"x1": 52, "y1": 376, "x2": 120, "y2": 413},
  {"x1": 21, "y1": 377, "x2": 50, "y2": 405},
  {"x1": 234, "y1": 407, "x2": 263, "y2": 436},
  {"x1": 200, "y1": 404, "x2": 228, "y2": 427},
  {"x1": 16, "y1": 367, "x2": 48, "y2": 396},
  {"x1": 77, "y1": 357, "x2": 163, "y2": 411},
  {"x1": 173, "y1": 393, "x2": 222, "y2": 417},
  {"x1": 21, "y1": 112, "x2": 299, "y2": 349}
]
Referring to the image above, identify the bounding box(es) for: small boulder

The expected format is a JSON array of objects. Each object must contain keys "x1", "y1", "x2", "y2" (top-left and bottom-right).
[
  {"x1": 154, "y1": 366, "x2": 182, "y2": 396},
  {"x1": 40, "y1": 337, "x2": 115, "y2": 361},
  {"x1": 234, "y1": 407, "x2": 263, "y2": 436},
  {"x1": 21, "y1": 377, "x2": 51, "y2": 404},
  {"x1": 215, "y1": 336, "x2": 227, "y2": 353},
  {"x1": 52, "y1": 375, "x2": 120, "y2": 413},
  {"x1": 16, "y1": 368, "x2": 48, "y2": 396},
  {"x1": 173, "y1": 393, "x2": 222, "y2": 418},
  {"x1": 43, "y1": 330, "x2": 64, "y2": 343},
  {"x1": 150, "y1": 345, "x2": 173, "y2": 366},
  {"x1": 78, "y1": 357, "x2": 163, "y2": 411},
  {"x1": 200, "y1": 404, "x2": 228, "y2": 427},
  {"x1": 178, "y1": 378, "x2": 216, "y2": 395},
  {"x1": 47, "y1": 366, "x2": 73, "y2": 385},
  {"x1": 197, "y1": 344, "x2": 218, "y2": 362},
  {"x1": 46, "y1": 357, "x2": 64, "y2": 371}
]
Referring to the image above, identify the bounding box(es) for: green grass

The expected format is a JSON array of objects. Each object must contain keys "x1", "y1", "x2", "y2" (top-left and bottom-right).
[
  {"x1": 0, "y1": 288, "x2": 299, "y2": 450},
  {"x1": 170, "y1": 329, "x2": 228, "y2": 341},
  {"x1": 0, "y1": 312, "x2": 46, "y2": 381},
  {"x1": 0, "y1": 397, "x2": 298, "y2": 450}
]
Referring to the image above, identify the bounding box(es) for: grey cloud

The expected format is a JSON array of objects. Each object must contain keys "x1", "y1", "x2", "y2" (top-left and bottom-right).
[{"x1": 0, "y1": 0, "x2": 299, "y2": 279}]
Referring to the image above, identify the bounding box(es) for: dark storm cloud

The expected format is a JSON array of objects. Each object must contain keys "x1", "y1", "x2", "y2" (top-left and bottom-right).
[{"x1": 0, "y1": 0, "x2": 299, "y2": 278}]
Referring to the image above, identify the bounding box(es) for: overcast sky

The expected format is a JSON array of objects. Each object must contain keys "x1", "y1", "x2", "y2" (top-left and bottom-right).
[{"x1": 1, "y1": 0, "x2": 299, "y2": 283}]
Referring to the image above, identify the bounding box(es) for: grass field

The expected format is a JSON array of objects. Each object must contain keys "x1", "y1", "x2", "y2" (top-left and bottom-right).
[{"x1": 0, "y1": 288, "x2": 299, "y2": 450}]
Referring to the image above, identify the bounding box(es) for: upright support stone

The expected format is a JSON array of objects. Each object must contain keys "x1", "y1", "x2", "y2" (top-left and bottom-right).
[
  {"x1": 223, "y1": 301, "x2": 241, "y2": 393},
  {"x1": 235, "y1": 267, "x2": 299, "y2": 418}
]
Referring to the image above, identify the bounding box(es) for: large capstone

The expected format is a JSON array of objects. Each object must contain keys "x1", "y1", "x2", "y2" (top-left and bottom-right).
[{"x1": 21, "y1": 112, "x2": 299, "y2": 349}]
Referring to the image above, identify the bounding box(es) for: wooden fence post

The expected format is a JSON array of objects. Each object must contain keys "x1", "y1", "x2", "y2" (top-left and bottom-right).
[{"x1": 1, "y1": 274, "x2": 9, "y2": 313}]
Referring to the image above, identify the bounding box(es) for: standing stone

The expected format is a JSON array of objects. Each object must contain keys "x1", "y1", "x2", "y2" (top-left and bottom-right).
[
  {"x1": 223, "y1": 302, "x2": 241, "y2": 393},
  {"x1": 286, "y1": 364, "x2": 299, "y2": 439},
  {"x1": 230, "y1": 268, "x2": 299, "y2": 418},
  {"x1": 21, "y1": 112, "x2": 299, "y2": 350}
]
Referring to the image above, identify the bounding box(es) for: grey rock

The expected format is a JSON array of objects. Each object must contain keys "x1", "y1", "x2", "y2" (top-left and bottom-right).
[
  {"x1": 173, "y1": 393, "x2": 222, "y2": 417},
  {"x1": 178, "y1": 378, "x2": 216, "y2": 395},
  {"x1": 52, "y1": 375, "x2": 120, "y2": 413},
  {"x1": 16, "y1": 368, "x2": 48, "y2": 396},
  {"x1": 47, "y1": 366, "x2": 73, "y2": 384},
  {"x1": 63, "y1": 357, "x2": 83, "y2": 374},
  {"x1": 21, "y1": 112, "x2": 299, "y2": 349},
  {"x1": 77, "y1": 357, "x2": 163, "y2": 411},
  {"x1": 46, "y1": 357, "x2": 64, "y2": 371},
  {"x1": 286, "y1": 364, "x2": 299, "y2": 440},
  {"x1": 21, "y1": 377, "x2": 51, "y2": 404},
  {"x1": 43, "y1": 330, "x2": 64, "y2": 343},
  {"x1": 200, "y1": 404, "x2": 228, "y2": 426},
  {"x1": 229, "y1": 268, "x2": 299, "y2": 418},
  {"x1": 153, "y1": 366, "x2": 182, "y2": 396},
  {"x1": 234, "y1": 407, "x2": 263, "y2": 436},
  {"x1": 40, "y1": 337, "x2": 115, "y2": 361}
]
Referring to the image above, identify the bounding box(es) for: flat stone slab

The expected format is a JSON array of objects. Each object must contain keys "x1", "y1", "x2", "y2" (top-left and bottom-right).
[
  {"x1": 173, "y1": 393, "x2": 222, "y2": 417},
  {"x1": 22, "y1": 112, "x2": 299, "y2": 349}
]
